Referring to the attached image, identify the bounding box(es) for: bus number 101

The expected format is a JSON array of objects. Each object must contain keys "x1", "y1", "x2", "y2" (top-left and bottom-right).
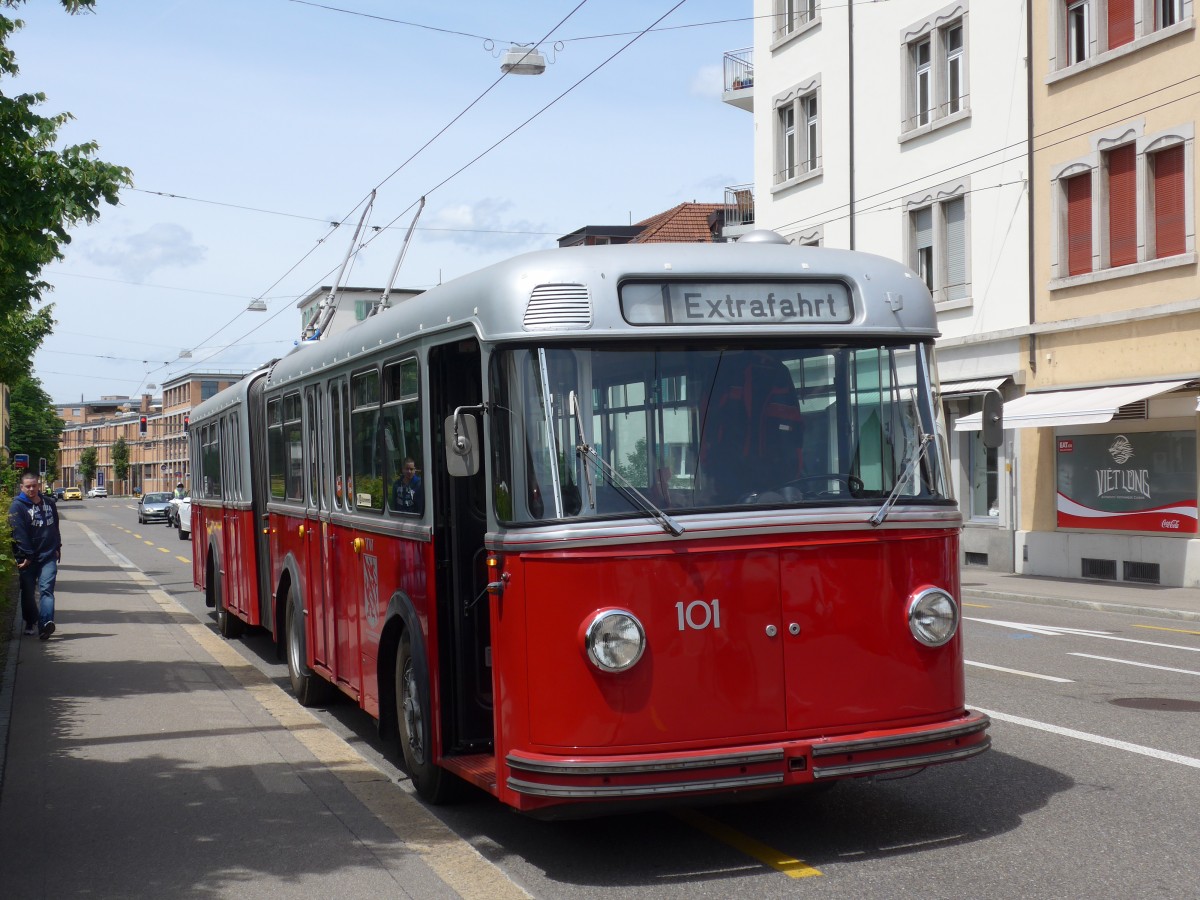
[{"x1": 676, "y1": 599, "x2": 721, "y2": 631}]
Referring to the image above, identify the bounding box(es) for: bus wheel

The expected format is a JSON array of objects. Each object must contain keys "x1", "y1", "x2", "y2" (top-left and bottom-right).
[
  {"x1": 396, "y1": 632, "x2": 454, "y2": 803},
  {"x1": 215, "y1": 577, "x2": 243, "y2": 640},
  {"x1": 286, "y1": 590, "x2": 331, "y2": 707}
]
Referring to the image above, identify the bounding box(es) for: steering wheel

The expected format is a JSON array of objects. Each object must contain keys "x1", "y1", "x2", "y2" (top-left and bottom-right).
[{"x1": 778, "y1": 473, "x2": 865, "y2": 499}]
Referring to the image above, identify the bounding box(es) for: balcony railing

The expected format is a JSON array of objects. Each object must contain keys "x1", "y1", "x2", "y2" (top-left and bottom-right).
[
  {"x1": 724, "y1": 184, "x2": 755, "y2": 229},
  {"x1": 723, "y1": 48, "x2": 753, "y2": 93}
]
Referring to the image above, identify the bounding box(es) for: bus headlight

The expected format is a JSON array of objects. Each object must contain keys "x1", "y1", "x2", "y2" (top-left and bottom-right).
[
  {"x1": 907, "y1": 588, "x2": 959, "y2": 647},
  {"x1": 584, "y1": 609, "x2": 646, "y2": 672}
]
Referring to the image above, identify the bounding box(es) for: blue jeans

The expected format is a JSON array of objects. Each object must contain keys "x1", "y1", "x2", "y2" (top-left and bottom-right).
[{"x1": 33, "y1": 559, "x2": 57, "y2": 629}]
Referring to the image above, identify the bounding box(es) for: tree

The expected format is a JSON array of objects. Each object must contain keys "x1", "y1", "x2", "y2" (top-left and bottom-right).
[
  {"x1": 78, "y1": 446, "x2": 96, "y2": 486},
  {"x1": 7, "y1": 372, "x2": 62, "y2": 476},
  {"x1": 0, "y1": 1, "x2": 131, "y2": 385},
  {"x1": 111, "y1": 435, "x2": 128, "y2": 483}
]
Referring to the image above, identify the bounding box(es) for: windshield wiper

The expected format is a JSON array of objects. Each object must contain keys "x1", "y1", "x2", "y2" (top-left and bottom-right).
[
  {"x1": 869, "y1": 402, "x2": 933, "y2": 527},
  {"x1": 569, "y1": 390, "x2": 684, "y2": 537}
]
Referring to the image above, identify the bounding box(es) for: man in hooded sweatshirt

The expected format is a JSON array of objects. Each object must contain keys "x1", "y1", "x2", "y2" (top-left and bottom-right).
[{"x1": 9, "y1": 471, "x2": 62, "y2": 640}]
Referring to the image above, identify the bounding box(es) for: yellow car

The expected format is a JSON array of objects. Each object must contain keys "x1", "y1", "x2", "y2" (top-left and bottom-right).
[{"x1": 62, "y1": 486, "x2": 82, "y2": 501}]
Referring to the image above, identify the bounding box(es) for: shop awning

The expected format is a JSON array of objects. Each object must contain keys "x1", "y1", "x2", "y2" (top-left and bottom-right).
[
  {"x1": 940, "y1": 377, "x2": 1007, "y2": 396},
  {"x1": 954, "y1": 380, "x2": 1193, "y2": 431}
]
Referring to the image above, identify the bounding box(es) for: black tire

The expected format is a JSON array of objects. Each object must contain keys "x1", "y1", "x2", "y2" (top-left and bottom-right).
[
  {"x1": 286, "y1": 590, "x2": 332, "y2": 707},
  {"x1": 214, "y1": 569, "x2": 243, "y2": 639},
  {"x1": 178, "y1": 524, "x2": 188, "y2": 542},
  {"x1": 396, "y1": 632, "x2": 455, "y2": 803}
]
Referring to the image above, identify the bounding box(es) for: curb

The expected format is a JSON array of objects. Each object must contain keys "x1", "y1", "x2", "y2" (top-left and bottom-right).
[
  {"x1": 962, "y1": 588, "x2": 1200, "y2": 624},
  {"x1": 0, "y1": 591, "x2": 22, "y2": 798}
]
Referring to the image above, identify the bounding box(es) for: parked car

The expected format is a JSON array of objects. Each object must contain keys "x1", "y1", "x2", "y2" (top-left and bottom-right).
[
  {"x1": 175, "y1": 496, "x2": 192, "y2": 541},
  {"x1": 87, "y1": 486, "x2": 108, "y2": 498},
  {"x1": 137, "y1": 491, "x2": 173, "y2": 524},
  {"x1": 63, "y1": 486, "x2": 83, "y2": 501}
]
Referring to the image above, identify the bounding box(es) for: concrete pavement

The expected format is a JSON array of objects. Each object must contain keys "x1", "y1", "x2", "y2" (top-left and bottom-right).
[
  {"x1": 960, "y1": 567, "x2": 1200, "y2": 622},
  {"x1": 0, "y1": 520, "x2": 529, "y2": 900}
]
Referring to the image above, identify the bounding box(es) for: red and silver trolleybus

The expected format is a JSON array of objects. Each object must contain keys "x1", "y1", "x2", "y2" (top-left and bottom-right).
[{"x1": 189, "y1": 231, "x2": 990, "y2": 816}]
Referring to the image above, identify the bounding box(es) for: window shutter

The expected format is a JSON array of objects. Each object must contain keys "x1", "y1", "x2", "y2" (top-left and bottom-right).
[
  {"x1": 1153, "y1": 144, "x2": 1185, "y2": 258},
  {"x1": 1107, "y1": 144, "x2": 1137, "y2": 268},
  {"x1": 944, "y1": 198, "x2": 967, "y2": 300},
  {"x1": 913, "y1": 206, "x2": 933, "y2": 251},
  {"x1": 1108, "y1": 0, "x2": 1135, "y2": 48},
  {"x1": 1066, "y1": 172, "x2": 1093, "y2": 276}
]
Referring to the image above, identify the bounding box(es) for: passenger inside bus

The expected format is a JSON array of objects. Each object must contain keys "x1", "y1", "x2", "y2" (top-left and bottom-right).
[{"x1": 698, "y1": 351, "x2": 804, "y2": 504}]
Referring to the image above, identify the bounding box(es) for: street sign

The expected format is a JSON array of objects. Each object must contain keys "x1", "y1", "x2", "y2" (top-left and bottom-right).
[{"x1": 13, "y1": 453, "x2": 28, "y2": 469}]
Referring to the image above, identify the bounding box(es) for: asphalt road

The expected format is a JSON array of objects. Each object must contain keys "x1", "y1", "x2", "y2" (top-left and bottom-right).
[{"x1": 70, "y1": 497, "x2": 1200, "y2": 899}]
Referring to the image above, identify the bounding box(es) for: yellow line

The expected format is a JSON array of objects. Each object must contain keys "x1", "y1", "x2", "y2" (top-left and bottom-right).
[
  {"x1": 963, "y1": 602, "x2": 990, "y2": 608},
  {"x1": 144, "y1": 540, "x2": 155, "y2": 546},
  {"x1": 1133, "y1": 623, "x2": 1200, "y2": 636},
  {"x1": 176, "y1": 556, "x2": 191, "y2": 564},
  {"x1": 133, "y1": 533, "x2": 142, "y2": 539},
  {"x1": 673, "y1": 809, "x2": 822, "y2": 879},
  {"x1": 158, "y1": 547, "x2": 170, "y2": 553}
]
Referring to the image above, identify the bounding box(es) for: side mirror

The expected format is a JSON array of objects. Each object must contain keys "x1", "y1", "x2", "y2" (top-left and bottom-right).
[
  {"x1": 444, "y1": 412, "x2": 480, "y2": 477},
  {"x1": 981, "y1": 390, "x2": 1004, "y2": 449}
]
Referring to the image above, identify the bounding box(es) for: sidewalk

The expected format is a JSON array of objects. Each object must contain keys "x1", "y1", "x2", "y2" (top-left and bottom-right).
[
  {"x1": 959, "y1": 567, "x2": 1200, "y2": 622},
  {"x1": 0, "y1": 521, "x2": 528, "y2": 900}
]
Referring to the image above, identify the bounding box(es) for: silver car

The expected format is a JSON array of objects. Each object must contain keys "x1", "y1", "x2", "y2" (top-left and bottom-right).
[{"x1": 137, "y1": 491, "x2": 173, "y2": 524}]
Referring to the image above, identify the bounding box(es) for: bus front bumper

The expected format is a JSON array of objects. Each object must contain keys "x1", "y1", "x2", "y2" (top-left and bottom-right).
[{"x1": 504, "y1": 710, "x2": 990, "y2": 802}]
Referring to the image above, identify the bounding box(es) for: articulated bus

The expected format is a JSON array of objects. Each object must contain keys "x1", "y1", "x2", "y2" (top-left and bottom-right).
[{"x1": 188, "y1": 230, "x2": 990, "y2": 816}]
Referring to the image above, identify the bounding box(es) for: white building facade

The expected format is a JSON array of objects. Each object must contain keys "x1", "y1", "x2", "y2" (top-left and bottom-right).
[{"x1": 732, "y1": 0, "x2": 1030, "y2": 571}]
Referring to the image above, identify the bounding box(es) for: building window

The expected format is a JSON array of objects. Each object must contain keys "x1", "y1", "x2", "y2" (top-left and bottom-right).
[
  {"x1": 1158, "y1": 0, "x2": 1184, "y2": 27},
  {"x1": 1150, "y1": 143, "x2": 1186, "y2": 257},
  {"x1": 1108, "y1": 0, "x2": 1135, "y2": 48},
  {"x1": 901, "y1": 5, "x2": 969, "y2": 136},
  {"x1": 1067, "y1": 0, "x2": 1091, "y2": 63},
  {"x1": 774, "y1": 0, "x2": 818, "y2": 42},
  {"x1": 773, "y1": 78, "x2": 821, "y2": 188},
  {"x1": 963, "y1": 397, "x2": 999, "y2": 520},
  {"x1": 1105, "y1": 143, "x2": 1137, "y2": 267},
  {"x1": 1065, "y1": 171, "x2": 1094, "y2": 276},
  {"x1": 905, "y1": 184, "x2": 970, "y2": 304},
  {"x1": 355, "y1": 299, "x2": 375, "y2": 322},
  {"x1": 1052, "y1": 125, "x2": 1193, "y2": 284},
  {"x1": 200, "y1": 380, "x2": 218, "y2": 401}
]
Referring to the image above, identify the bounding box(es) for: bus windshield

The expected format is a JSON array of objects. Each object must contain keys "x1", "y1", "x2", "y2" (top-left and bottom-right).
[{"x1": 490, "y1": 342, "x2": 951, "y2": 525}]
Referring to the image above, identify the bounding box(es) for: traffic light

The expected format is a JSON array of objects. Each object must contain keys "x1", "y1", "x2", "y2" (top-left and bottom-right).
[
  {"x1": 139, "y1": 415, "x2": 147, "y2": 435},
  {"x1": 183, "y1": 415, "x2": 189, "y2": 433}
]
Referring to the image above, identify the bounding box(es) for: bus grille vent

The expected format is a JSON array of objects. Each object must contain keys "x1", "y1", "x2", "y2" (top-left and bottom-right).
[{"x1": 523, "y1": 284, "x2": 592, "y2": 330}]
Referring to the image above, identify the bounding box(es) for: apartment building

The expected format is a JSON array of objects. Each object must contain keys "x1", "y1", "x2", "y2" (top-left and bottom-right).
[
  {"x1": 58, "y1": 372, "x2": 247, "y2": 494},
  {"x1": 728, "y1": 1, "x2": 1030, "y2": 571},
  {"x1": 1015, "y1": 1, "x2": 1199, "y2": 585}
]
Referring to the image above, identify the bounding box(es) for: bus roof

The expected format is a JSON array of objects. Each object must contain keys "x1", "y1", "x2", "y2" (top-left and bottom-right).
[{"x1": 267, "y1": 237, "x2": 939, "y2": 390}]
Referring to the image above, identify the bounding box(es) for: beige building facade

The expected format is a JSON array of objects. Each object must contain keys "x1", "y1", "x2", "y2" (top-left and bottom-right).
[
  {"x1": 1017, "y1": 1, "x2": 1200, "y2": 585},
  {"x1": 58, "y1": 372, "x2": 248, "y2": 495}
]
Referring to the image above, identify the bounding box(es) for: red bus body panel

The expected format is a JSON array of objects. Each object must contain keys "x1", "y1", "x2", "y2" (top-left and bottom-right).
[{"x1": 488, "y1": 527, "x2": 984, "y2": 814}]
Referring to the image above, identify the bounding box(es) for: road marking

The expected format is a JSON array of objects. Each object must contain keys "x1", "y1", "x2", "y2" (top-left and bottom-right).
[
  {"x1": 1133, "y1": 624, "x2": 1200, "y2": 637},
  {"x1": 968, "y1": 617, "x2": 1200, "y2": 653},
  {"x1": 133, "y1": 533, "x2": 143, "y2": 539},
  {"x1": 1069, "y1": 652, "x2": 1200, "y2": 677},
  {"x1": 176, "y1": 556, "x2": 191, "y2": 564},
  {"x1": 78, "y1": 522, "x2": 531, "y2": 900},
  {"x1": 966, "y1": 660, "x2": 1073, "y2": 683},
  {"x1": 976, "y1": 707, "x2": 1200, "y2": 770},
  {"x1": 963, "y1": 602, "x2": 990, "y2": 608},
  {"x1": 143, "y1": 540, "x2": 155, "y2": 546},
  {"x1": 673, "y1": 809, "x2": 822, "y2": 879},
  {"x1": 158, "y1": 547, "x2": 170, "y2": 553}
]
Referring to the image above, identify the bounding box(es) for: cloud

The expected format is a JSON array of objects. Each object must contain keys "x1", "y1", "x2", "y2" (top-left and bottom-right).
[
  {"x1": 690, "y1": 64, "x2": 724, "y2": 99},
  {"x1": 420, "y1": 199, "x2": 558, "y2": 251},
  {"x1": 84, "y1": 223, "x2": 207, "y2": 281}
]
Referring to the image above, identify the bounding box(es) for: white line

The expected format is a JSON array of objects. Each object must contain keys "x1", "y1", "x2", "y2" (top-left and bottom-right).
[
  {"x1": 1069, "y1": 653, "x2": 1200, "y2": 677},
  {"x1": 968, "y1": 616, "x2": 1200, "y2": 653},
  {"x1": 966, "y1": 660, "x2": 1073, "y2": 683},
  {"x1": 975, "y1": 707, "x2": 1200, "y2": 770}
]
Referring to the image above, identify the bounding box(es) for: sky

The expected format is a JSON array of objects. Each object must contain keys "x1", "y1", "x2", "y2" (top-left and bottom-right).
[{"x1": 11, "y1": 0, "x2": 753, "y2": 404}]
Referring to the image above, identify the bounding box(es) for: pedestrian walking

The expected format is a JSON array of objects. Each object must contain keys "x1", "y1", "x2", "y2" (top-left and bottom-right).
[{"x1": 8, "y1": 472, "x2": 62, "y2": 640}]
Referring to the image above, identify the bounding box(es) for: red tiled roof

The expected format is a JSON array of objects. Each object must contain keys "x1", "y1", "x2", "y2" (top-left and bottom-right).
[{"x1": 631, "y1": 202, "x2": 723, "y2": 243}]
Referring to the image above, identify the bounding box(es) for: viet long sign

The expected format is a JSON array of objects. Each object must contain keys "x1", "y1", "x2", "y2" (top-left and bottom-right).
[{"x1": 1056, "y1": 431, "x2": 1197, "y2": 533}]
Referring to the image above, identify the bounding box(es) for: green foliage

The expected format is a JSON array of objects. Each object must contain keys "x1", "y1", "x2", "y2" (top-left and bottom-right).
[
  {"x1": 78, "y1": 445, "x2": 96, "y2": 484},
  {"x1": 0, "y1": 0, "x2": 130, "y2": 384},
  {"x1": 111, "y1": 435, "x2": 128, "y2": 480},
  {"x1": 615, "y1": 437, "x2": 650, "y2": 487},
  {"x1": 7, "y1": 372, "x2": 62, "y2": 473}
]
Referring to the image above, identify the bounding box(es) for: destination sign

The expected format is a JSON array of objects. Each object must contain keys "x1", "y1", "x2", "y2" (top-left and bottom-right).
[{"x1": 620, "y1": 281, "x2": 854, "y2": 326}]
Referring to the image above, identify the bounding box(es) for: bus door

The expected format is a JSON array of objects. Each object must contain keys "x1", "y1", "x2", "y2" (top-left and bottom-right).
[
  {"x1": 220, "y1": 414, "x2": 250, "y2": 622},
  {"x1": 429, "y1": 338, "x2": 493, "y2": 755},
  {"x1": 303, "y1": 385, "x2": 332, "y2": 672},
  {"x1": 324, "y1": 376, "x2": 353, "y2": 687}
]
